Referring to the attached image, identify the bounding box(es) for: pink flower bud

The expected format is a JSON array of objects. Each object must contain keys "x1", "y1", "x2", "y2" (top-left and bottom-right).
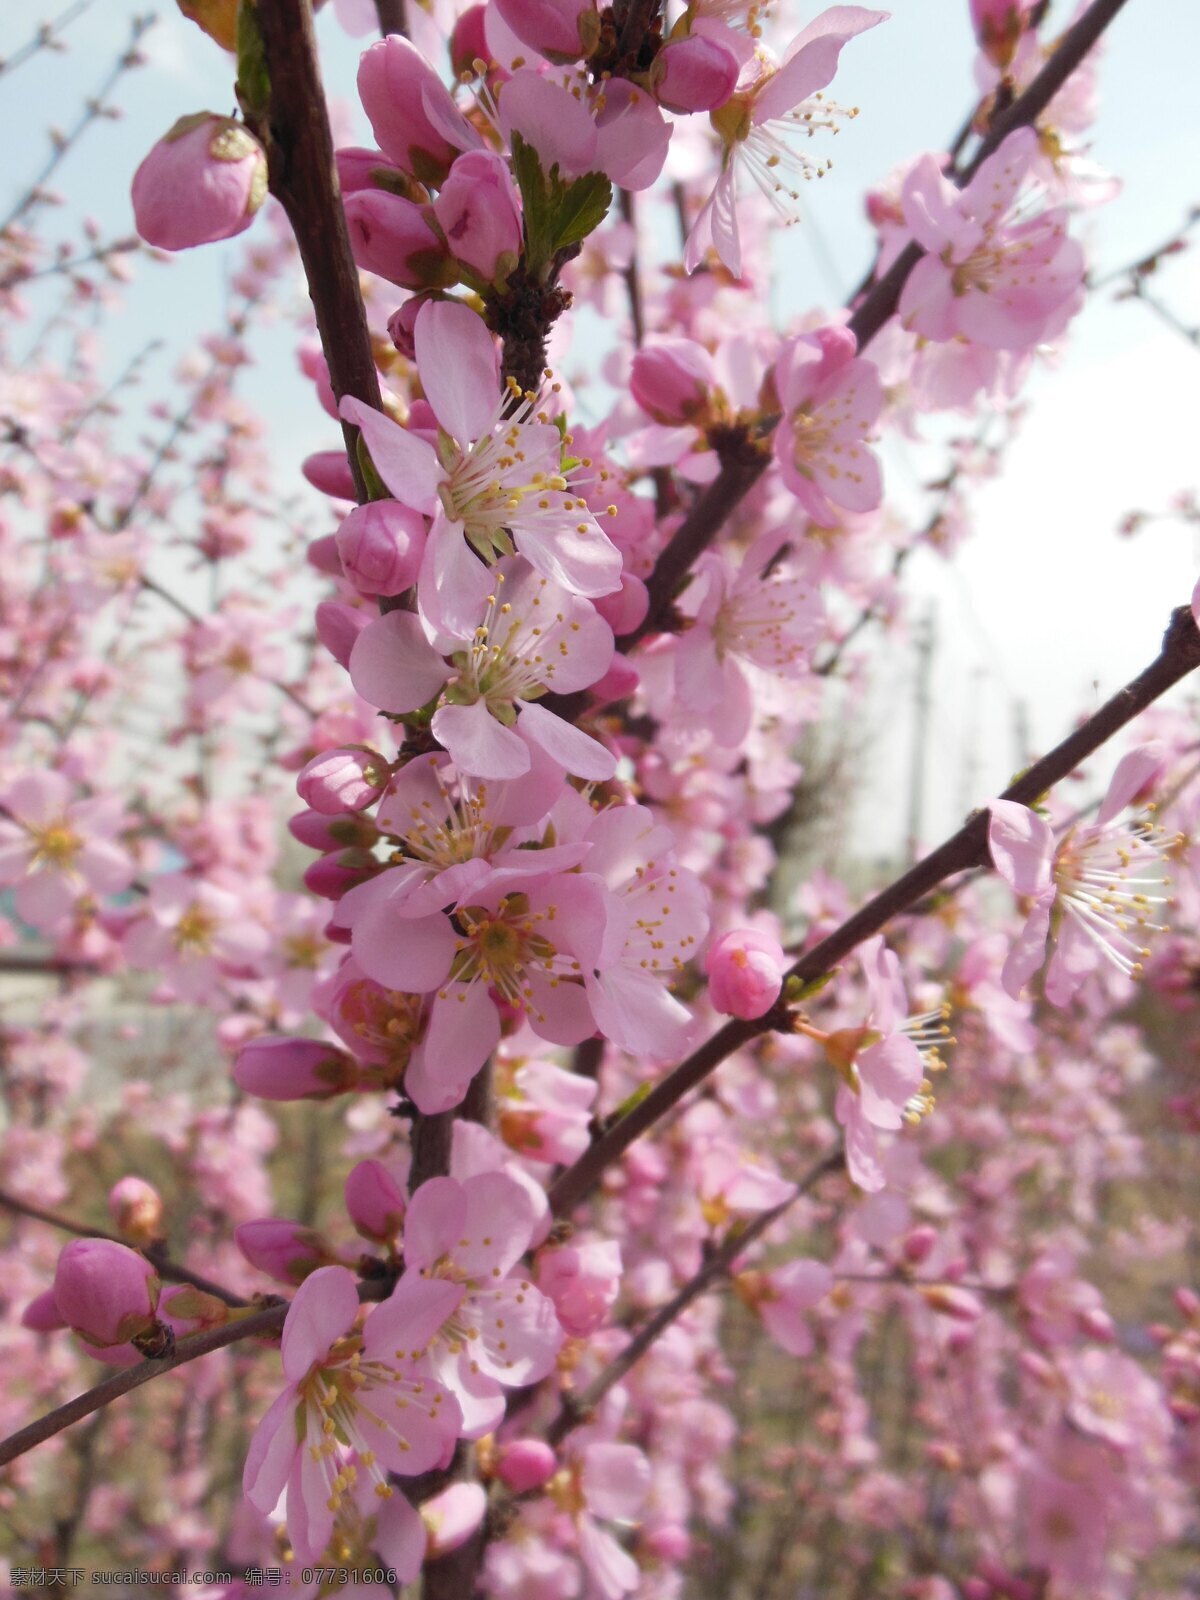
[
  {"x1": 316, "y1": 599, "x2": 371, "y2": 669},
  {"x1": 234, "y1": 1219, "x2": 339, "y2": 1285},
  {"x1": 969, "y1": 0, "x2": 1037, "y2": 68},
  {"x1": 652, "y1": 34, "x2": 740, "y2": 114},
  {"x1": 53, "y1": 1239, "x2": 161, "y2": 1347},
  {"x1": 705, "y1": 929, "x2": 787, "y2": 1020},
  {"x1": 296, "y1": 746, "x2": 390, "y2": 815},
  {"x1": 289, "y1": 806, "x2": 379, "y2": 852},
  {"x1": 644, "y1": 1524, "x2": 691, "y2": 1562},
  {"x1": 234, "y1": 1036, "x2": 362, "y2": 1101},
  {"x1": 1175, "y1": 1286, "x2": 1200, "y2": 1321},
  {"x1": 589, "y1": 658, "x2": 640, "y2": 706},
  {"x1": 335, "y1": 500, "x2": 427, "y2": 596},
  {"x1": 387, "y1": 300, "x2": 422, "y2": 358},
  {"x1": 594, "y1": 572, "x2": 649, "y2": 636},
  {"x1": 358, "y1": 36, "x2": 479, "y2": 186},
  {"x1": 449, "y1": 5, "x2": 489, "y2": 79},
  {"x1": 535, "y1": 1237, "x2": 622, "y2": 1336},
  {"x1": 902, "y1": 1225, "x2": 938, "y2": 1265},
  {"x1": 1079, "y1": 1306, "x2": 1116, "y2": 1342},
  {"x1": 21, "y1": 1287, "x2": 67, "y2": 1333},
  {"x1": 307, "y1": 533, "x2": 345, "y2": 577},
  {"x1": 493, "y1": 0, "x2": 598, "y2": 62},
  {"x1": 630, "y1": 340, "x2": 716, "y2": 424},
  {"x1": 495, "y1": 1438, "x2": 557, "y2": 1492},
  {"x1": 344, "y1": 1159, "x2": 407, "y2": 1242},
  {"x1": 303, "y1": 846, "x2": 384, "y2": 900},
  {"x1": 108, "y1": 1176, "x2": 164, "y2": 1245},
  {"x1": 422, "y1": 1482, "x2": 488, "y2": 1556},
  {"x1": 302, "y1": 450, "x2": 357, "y2": 500},
  {"x1": 132, "y1": 114, "x2": 267, "y2": 252},
  {"x1": 433, "y1": 150, "x2": 523, "y2": 283},
  {"x1": 344, "y1": 190, "x2": 457, "y2": 290},
  {"x1": 920, "y1": 1285, "x2": 983, "y2": 1323}
]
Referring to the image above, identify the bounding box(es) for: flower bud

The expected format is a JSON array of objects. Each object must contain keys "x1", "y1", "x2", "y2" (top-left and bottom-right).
[
  {"x1": 493, "y1": 0, "x2": 598, "y2": 62},
  {"x1": 358, "y1": 35, "x2": 479, "y2": 186},
  {"x1": 344, "y1": 1159, "x2": 407, "y2": 1242},
  {"x1": 705, "y1": 929, "x2": 787, "y2": 1020},
  {"x1": 316, "y1": 599, "x2": 371, "y2": 670},
  {"x1": 433, "y1": 150, "x2": 523, "y2": 284},
  {"x1": 902, "y1": 1225, "x2": 938, "y2": 1265},
  {"x1": 449, "y1": 5, "x2": 489, "y2": 79},
  {"x1": 234, "y1": 1036, "x2": 362, "y2": 1101},
  {"x1": 644, "y1": 1524, "x2": 691, "y2": 1562},
  {"x1": 297, "y1": 746, "x2": 390, "y2": 815},
  {"x1": 344, "y1": 190, "x2": 457, "y2": 290},
  {"x1": 495, "y1": 1438, "x2": 557, "y2": 1492},
  {"x1": 335, "y1": 145, "x2": 421, "y2": 199},
  {"x1": 234, "y1": 1219, "x2": 339, "y2": 1284},
  {"x1": 304, "y1": 846, "x2": 384, "y2": 900},
  {"x1": 302, "y1": 450, "x2": 358, "y2": 501},
  {"x1": 53, "y1": 1238, "x2": 161, "y2": 1347},
  {"x1": 630, "y1": 340, "x2": 716, "y2": 424},
  {"x1": 969, "y1": 0, "x2": 1038, "y2": 68},
  {"x1": 387, "y1": 300, "x2": 422, "y2": 359},
  {"x1": 108, "y1": 1176, "x2": 164, "y2": 1245},
  {"x1": 336, "y1": 500, "x2": 427, "y2": 596},
  {"x1": 132, "y1": 114, "x2": 267, "y2": 252},
  {"x1": 594, "y1": 572, "x2": 649, "y2": 636},
  {"x1": 289, "y1": 806, "x2": 379, "y2": 852},
  {"x1": 651, "y1": 33, "x2": 740, "y2": 114}
]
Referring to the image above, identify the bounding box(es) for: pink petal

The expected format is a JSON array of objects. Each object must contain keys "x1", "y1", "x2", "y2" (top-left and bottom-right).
[
  {"x1": 858, "y1": 1035, "x2": 923, "y2": 1130},
  {"x1": 373, "y1": 1489, "x2": 428, "y2": 1583},
  {"x1": 1098, "y1": 744, "x2": 1164, "y2": 826},
  {"x1": 434, "y1": 699, "x2": 531, "y2": 779},
  {"x1": 349, "y1": 610, "x2": 449, "y2": 713},
  {"x1": 581, "y1": 1442, "x2": 650, "y2": 1521},
  {"x1": 339, "y1": 397, "x2": 441, "y2": 513},
  {"x1": 2, "y1": 770, "x2": 72, "y2": 827},
  {"x1": 407, "y1": 982, "x2": 501, "y2": 1113},
  {"x1": 988, "y1": 799, "x2": 1054, "y2": 896},
  {"x1": 1001, "y1": 892, "x2": 1054, "y2": 999},
  {"x1": 242, "y1": 1385, "x2": 301, "y2": 1512},
  {"x1": 470, "y1": 1279, "x2": 563, "y2": 1384},
  {"x1": 517, "y1": 701, "x2": 616, "y2": 780},
  {"x1": 756, "y1": 7, "x2": 888, "y2": 121},
  {"x1": 414, "y1": 300, "x2": 500, "y2": 443},
  {"x1": 365, "y1": 1271, "x2": 463, "y2": 1351},
  {"x1": 458, "y1": 1170, "x2": 537, "y2": 1276},
  {"x1": 280, "y1": 1265, "x2": 359, "y2": 1382},
  {"x1": 585, "y1": 965, "x2": 693, "y2": 1058},
  {"x1": 404, "y1": 1177, "x2": 468, "y2": 1270},
  {"x1": 418, "y1": 512, "x2": 495, "y2": 643},
  {"x1": 352, "y1": 905, "x2": 456, "y2": 992},
  {"x1": 576, "y1": 1514, "x2": 640, "y2": 1600}
]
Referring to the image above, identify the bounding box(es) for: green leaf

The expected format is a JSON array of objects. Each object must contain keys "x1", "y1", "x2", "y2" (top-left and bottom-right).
[
  {"x1": 234, "y1": 0, "x2": 270, "y2": 119},
  {"x1": 552, "y1": 169, "x2": 613, "y2": 253},
  {"x1": 510, "y1": 132, "x2": 612, "y2": 276}
]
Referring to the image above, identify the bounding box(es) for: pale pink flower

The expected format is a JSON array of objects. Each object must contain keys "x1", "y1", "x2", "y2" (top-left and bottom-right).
[
  {"x1": 242, "y1": 1265, "x2": 462, "y2": 1563},
  {"x1": 536, "y1": 1237, "x2": 622, "y2": 1337},
  {"x1": 989, "y1": 744, "x2": 1171, "y2": 1005},
  {"x1": 378, "y1": 1172, "x2": 563, "y2": 1435},
  {"x1": 0, "y1": 771, "x2": 133, "y2": 933},
  {"x1": 772, "y1": 326, "x2": 884, "y2": 524},
  {"x1": 737, "y1": 1257, "x2": 833, "y2": 1357},
  {"x1": 340, "y1": 301, "x2": 622, "y2": 635},
  {"x1": 899, "y1": 127, "x2": 1085, "y2": 350},
  {"x1": 122, "y1": 873, "x2": 270, "y2": 1002},
  {"x1": 561, "y1": 1439, "x2": 651, "y2": 1599},
  {"x1": 685, "y1": 8, "x2": 887, "y2": 276}
]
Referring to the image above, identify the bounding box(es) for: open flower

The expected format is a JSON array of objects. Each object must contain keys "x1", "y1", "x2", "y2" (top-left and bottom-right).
[
  {"x1": 989, "y1": 745, "x2": 1172, "y2": 1005},
  {"x1": 243, "y1": 1265, "x2": 462, "y2": 1563},
  {"x1": 0, "y1": 771, "x2": 133, "y2": 932}
]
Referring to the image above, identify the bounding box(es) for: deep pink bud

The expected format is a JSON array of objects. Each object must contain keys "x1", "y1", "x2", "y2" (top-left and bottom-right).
[
  {"x1": 652, "y1": 34, "x2": 740, "y2": 114},
  {"x1": 296, "y1": 746, "x2": 390, "y2": 814},
  {"x1": 357, "y1": 36, "x2": 479, "y2": 186},
  {"x1": 344, "y1": 1159, "x2": 407, "y2": 1242},
  {"x1": 234, "y1": 1036, "x2": 362, "y2": 1101},
  {"x1": 344, "y1": 190, "x2": 456, "y2": 290},
  {"x1": 902, "y1": 1225, "x2": 938, "y2": 1265},
  {"x1": 316, "y1": 599, "x2": 371, "y2": 669},
  {"x1": 303, "y1": 846, "x2": 384, "y2": 900},
  {"x1": 132, "y1": 114, "x2": 267, "y2": 251},
  {"x1": 493, "y1": 0, "x2": 598, "y2": 62},
  {"x1": 644, "y1": 1525, "x2": 691, "y2": 1563},
  {"x1": 449, "y1": 5, "x2": 489, "y2": 78},
  {"x1": 108, "y1": 1177, "x2": 164, "y2": 1245},
  {"x1": 302, "y1": 450, "x2": 357, "y2": 501},
  {"x1": 969, "y1": 0, "x2": 1037, "y2": 67},
  {"x1": 495, "y1": 1438, "x2": 557, "y2": 1492},
  {"x1": 630, "y1": 339, "x2": 716, "y2": 424},
  {"x1": 433, "y1": 150, "x2": 523, "y2": 283},
  {"x1": 705, "y1": 929, "x2": 786, "y2": 1020},
  {"x1": 53, "y1": 1239, "x2": 161, "y2": 1347},
  {"x1": 22, "y1": 1287, "x2": 67, "y2": 1333},
  {"x1": 234, "y1": 1219, "x2": 339, "y2": 1284},
  {"x1": 288, "y1": 806, "x2": 379, "y2": 852},
  {"x1": 336, "y1": 500, "x2": 427, "y2": 596},
  {"x1": 594, "y1": 572, "x2": 649, "y2": 636}
]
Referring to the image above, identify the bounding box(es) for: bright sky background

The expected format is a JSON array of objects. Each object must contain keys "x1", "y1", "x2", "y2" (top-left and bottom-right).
[{"x1": 1, "y1": 0, "x2": 1198, "y2": 864}]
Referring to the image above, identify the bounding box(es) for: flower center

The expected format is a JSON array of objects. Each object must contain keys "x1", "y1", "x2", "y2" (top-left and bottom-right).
[
  {"x1": 29, "y1": 820, "x2": 82, "y2": 871},
  {"x1": 174, "y1": 904, "x2": 217, "y2": 954}
]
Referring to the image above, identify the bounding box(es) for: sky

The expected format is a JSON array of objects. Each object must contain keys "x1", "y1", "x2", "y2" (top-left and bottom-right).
[{"x1": 1, "y1": 0, "x2": 1198, "y2": 863}]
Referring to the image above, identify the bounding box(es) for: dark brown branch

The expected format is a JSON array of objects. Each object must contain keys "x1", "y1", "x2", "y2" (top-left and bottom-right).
[
  {"x1": 548, "y1": 604, "x2": 1200, "y2": 1219},
  {"x1": 374, "y1": 0, "x2": 407, "y2": 34},
  {"x1": 249, "y1": 0, "x2": 382, "y2": 495}
]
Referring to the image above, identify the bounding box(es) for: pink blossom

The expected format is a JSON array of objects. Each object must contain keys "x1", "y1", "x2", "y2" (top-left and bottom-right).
[
  {"x1": 356, "y1": 36, "x2": 482, "y2": 185},
  {"x1": 772, "y1": 326, "x2": 884, "y2": 523},
  {"x1": 706, "y1": 928, "x2": 788, "y2": 1018},
  {"x1": 343, "y1": 189, "x2": 457, "y2": 289},
  {"x1": 536, "y1": 1237, "x2": 622, "y2": 1336},
  {"x1": 0, "y1": 771, "x2": 133, "y2": 933},
  {"x1": 53, "y1": 1239, "x2": 161, "y2": 1348},
  {"x1": 242, "y1": 1265, "x2": 462, "y2": 1563},
  {"x1": 433, "y1": 149, "x2": 523, "y2": 284},
  {"x1": 653, "y1": 32, "x2": 741, "y2": 114},
  {"x1": 335, "y1": 499, "x2": 427, "y2": 597},
  {"x1": 131, "y1": 114, "x2": 267, "y2": 252},
  {"x1": 122, "y1": 873, "x2": 270, "y2": 1002},
  {"x1": 493, "y1": 0, "x2": 597, "y2": 62},
  {"x1": 685, "y1": 8, "x2": 887, "y2": 276},
  {"x1": 344, "y1": 1159, "x2": 407, "y2": 1244},
  {"x1": 738, "y1": 1257, "x2": 833, "y2": 1356},
  {"x1": 235, "y1": 1220, "x2": 341, "y2": 1285},
  {"x1": 899, "y1": 128, "x2": 1085, "y2": 350},
  {"x1": 296, "y1": 746, "x2": 391, "y2": 815}
]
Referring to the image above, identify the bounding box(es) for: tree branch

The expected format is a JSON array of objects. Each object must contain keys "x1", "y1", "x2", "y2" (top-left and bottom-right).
[{"x1": 549, "y1": 603, "x2": 1200, "y2": 1219}]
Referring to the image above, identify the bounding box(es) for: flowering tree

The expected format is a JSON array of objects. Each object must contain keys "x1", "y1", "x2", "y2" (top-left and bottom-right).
[{"x1": 3, "y1": 0, "x2": 1200, "y2": 1597}]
